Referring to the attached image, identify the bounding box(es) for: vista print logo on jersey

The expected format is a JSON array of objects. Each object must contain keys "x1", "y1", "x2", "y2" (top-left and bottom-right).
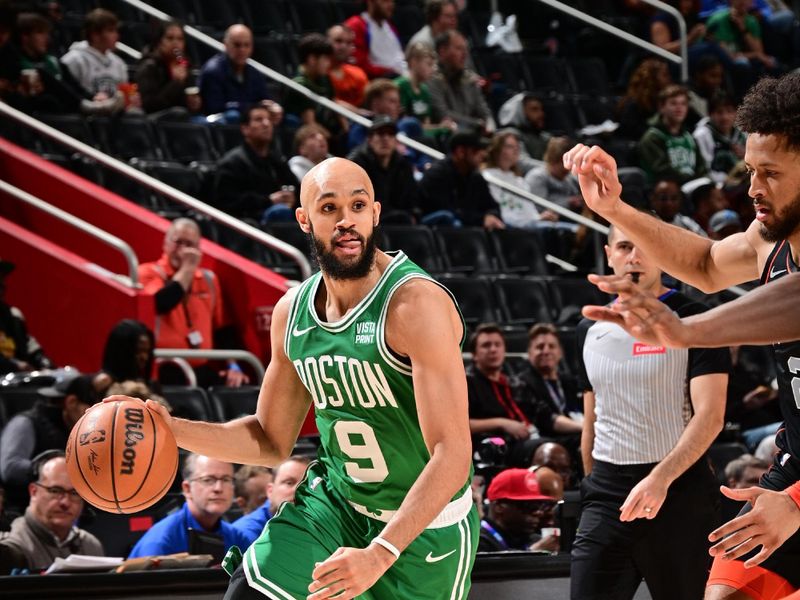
[{"x1": 355, "y1": 321, "x2": 376, "y2": 345}]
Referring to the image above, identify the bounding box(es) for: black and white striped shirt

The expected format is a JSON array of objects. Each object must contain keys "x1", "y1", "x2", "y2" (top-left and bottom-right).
[{"x1": 577, "y1": 290, "x2": 730, "y2": 465}]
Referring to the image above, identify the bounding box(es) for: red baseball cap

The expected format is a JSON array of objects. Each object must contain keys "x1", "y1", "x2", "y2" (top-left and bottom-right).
[{"x1": 486, "y1": 468, "x2": 555, "y2": 502}]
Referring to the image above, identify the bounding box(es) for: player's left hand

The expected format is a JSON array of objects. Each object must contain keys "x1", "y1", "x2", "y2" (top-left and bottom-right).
[
  {"x1": 709, "y1": 485, "x2": 800, "y2": 567},
  {"x1": 307, "y1": 545, "x2": 396, "y2": 599},
  {"x1": 619, "y1": 473, "x2": 669, "y2": 521}
]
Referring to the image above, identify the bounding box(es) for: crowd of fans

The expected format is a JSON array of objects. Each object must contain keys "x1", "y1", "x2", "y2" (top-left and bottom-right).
[{"x1": 0, "y1": 0, "x2": 795, "y2": 578}]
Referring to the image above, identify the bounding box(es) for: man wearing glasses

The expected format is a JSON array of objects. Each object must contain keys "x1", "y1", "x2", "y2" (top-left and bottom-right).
[
  {"x1": 0, "y1": 451, "x2": 103, "y2": 573},
  {"x1": 128, "y1": 453, "x2": 249, "y2": 559},
  {"x1": 138, "y1": 218, "x2": 248, "y2": 387}
]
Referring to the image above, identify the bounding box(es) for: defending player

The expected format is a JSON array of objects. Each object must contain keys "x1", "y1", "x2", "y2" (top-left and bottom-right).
[
  {"x1": 139, "y1": 157, "x2": 478, "y2": 599},
  {"x1": 564, "y1": 72, "x2": 800, "y2": 600}
]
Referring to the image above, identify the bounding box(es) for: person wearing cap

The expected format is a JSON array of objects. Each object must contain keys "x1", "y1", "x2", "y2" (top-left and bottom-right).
[
  {"x1": 478, "y1": 468, "x2": 559, "y2": 552},
  {"x1": 708, "y1": 208, "x2": 743, "y2": 240},
  {"x1": 347, "y1": 115, "x2": 419, "y2": 224},
  {"x1": 0, "y1": 451, "x2": 104, "y2": 574},
  {"x1": 0, "y1": 258, "x2": 53, "y2": 375},
  {"x1": 418, "y1": 129, "x2": 505, "y2": 229},
  {"x1": 0, "y1": 374, "x2": 100, "y2": 511}
]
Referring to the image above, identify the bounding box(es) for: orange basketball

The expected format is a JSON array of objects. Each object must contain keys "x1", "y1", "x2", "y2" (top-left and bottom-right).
[{"x1": 65, "y1": 397, "x2": 178, "y2": 514}]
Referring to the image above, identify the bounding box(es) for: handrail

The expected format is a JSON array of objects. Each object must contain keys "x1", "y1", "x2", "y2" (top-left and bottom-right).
[
  {"x1": 154, "y1": 348, "x2": 265, "y2": 380},
  {"x1": 115, "y1": 41, "x2": 142, "y2": 61},
  {"x1": 154, "y1": 357, "x2": 197, "y2": 386},
  {"x1": 0, "y1": 101, "x2": 313, "y2": 280},
  {"x1": 532, "y1": 0, "x2": 689, "y2": 82},
  {"x1": 0, "y1": 179, "x2": 140, "y2": 287}
]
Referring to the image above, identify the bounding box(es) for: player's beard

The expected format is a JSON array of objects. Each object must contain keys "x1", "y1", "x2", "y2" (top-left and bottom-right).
[
  {"x1": 307, "y1": 224, "x2": 378, "y2": 280},
  {"x1": 758, "y1": 190, "x2": 800, "y2": 242}
]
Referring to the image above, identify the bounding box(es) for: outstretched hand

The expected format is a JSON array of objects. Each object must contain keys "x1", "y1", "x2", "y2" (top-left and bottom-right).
[
  {"x1": 307, "y1": 545, "x2": 396, "y2": 599},
  {"x1": 709, "y1": 486, "x2": 800, "y2": 567},
  {"x1": 562, "y1": 144, "x2": 623, "y2": 217},
  {"x1": 581, "y1": 274, "x2": 692, "y2": 349}
]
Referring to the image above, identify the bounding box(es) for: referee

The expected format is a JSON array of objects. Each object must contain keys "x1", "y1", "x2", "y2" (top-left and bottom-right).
[{"x1": 571, "y1": 225, "x2": 730, "y2": 600}]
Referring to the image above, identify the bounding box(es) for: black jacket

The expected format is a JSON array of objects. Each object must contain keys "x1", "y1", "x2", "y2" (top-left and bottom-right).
[
  {"x1": 514, "y1": 365, "x2": 581, "y2": 437},
  {"x1": 418, "y1": 158, "x2": 501, "y2": 226},
  {"x1": 347, "y1": 144, "x2": 419, "y2": 219}
]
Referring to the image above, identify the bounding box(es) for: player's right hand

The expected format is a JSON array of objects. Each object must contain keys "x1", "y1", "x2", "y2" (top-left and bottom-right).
[{"x1": 562, "y1": 144, "x2": 622, "y2": 218}]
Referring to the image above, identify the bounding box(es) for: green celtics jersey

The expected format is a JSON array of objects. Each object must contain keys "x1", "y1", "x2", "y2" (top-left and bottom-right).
[{"x1": 285, "y1": 251, "x2": 467, "y2": 515}]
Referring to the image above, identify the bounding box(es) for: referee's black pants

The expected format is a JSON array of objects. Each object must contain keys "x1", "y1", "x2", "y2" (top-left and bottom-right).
[{"x1": 570, "y1": 459, "x2": 720, "y2": 600}]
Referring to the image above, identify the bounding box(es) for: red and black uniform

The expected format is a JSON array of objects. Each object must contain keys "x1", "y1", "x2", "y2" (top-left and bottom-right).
[{"x1": 709, "y1": 240, "x2": 800, "y2": 596}]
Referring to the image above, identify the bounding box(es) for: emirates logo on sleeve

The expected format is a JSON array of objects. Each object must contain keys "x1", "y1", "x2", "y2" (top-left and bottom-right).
[{"x1": 633, "y1": 343, "x2": 666, "y2": 356}]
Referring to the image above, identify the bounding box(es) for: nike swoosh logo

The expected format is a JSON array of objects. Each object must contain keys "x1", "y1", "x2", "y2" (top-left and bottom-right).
[
  {"x1": 292, "y1": 324, "x2": 316, "y2": 337},
  {"x1": 595, "y1": 332, "x2": 610, "y2": 340},
  {"x1": 771, "y1": 268, "x2": 787, "y2": 278},
  {"x1": 425, "y1": 549, "x2": 456, "y2": 563}
]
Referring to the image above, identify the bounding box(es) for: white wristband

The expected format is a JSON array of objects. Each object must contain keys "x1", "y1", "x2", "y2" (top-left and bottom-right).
[{"x1": 371, "y1": 536, "x2": 401, "y2": 559}]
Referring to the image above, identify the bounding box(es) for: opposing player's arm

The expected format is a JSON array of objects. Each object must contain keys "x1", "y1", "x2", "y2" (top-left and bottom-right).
[
  {"x1": 565, "y1": 144, "x2": 761, "y2": 292},
  {"x1": 144, "y1": 289, "x2": 311, "y2": 466},
  {"x1": 619, "y1": 371, "x2": 727, "y2": 521},
  {"x1": 377, "y1": 278, "x2": 473, "y2": 549},
  {"x1": 581, "y1": 391, "x2": 596, "y2": 475}
]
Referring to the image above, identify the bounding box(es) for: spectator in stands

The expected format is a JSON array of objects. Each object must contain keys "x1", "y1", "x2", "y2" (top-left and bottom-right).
[
  {"x1": 0, "y1": 258, "x2": 52, "y2": 375},
  {"x1": 289, "y1": 123, "x2": 331, "y2": 182},
  {"x1": 0, "y1": 452, "x2": 103, "y2": 574},
  {"x1": 396, "y1": 42, "x2": 456, "y2": 138},
  {"x1": 692, "y1": 92, "x2": 746, "y2": 184},
  {"x1": 198, "y1": 24, "x2": 269, "y2": 120},
  {"x1": 708, "y1": 207, "x2": 743, "y2": 239},
  {"x1": 347, "y1": 115, "x2": 419, "y2": 224},
  {"x1": 1, "y1": 12, "x2": 81, "y2": 114},
  {"x1": 231, "y1": 456, "x2": 309, "y2": 548},
  {"x1": 429, "y1": 30, "x2": 493, "y2": 132},
  {"x1": 478, "y1": 468, "x2": 559, "y2": 552},
  {"x1": 60, "y1": 9, "x2": 132, "y2": 114},
  {"x1": 684, "y1": 176, "x2": 729, "y2": 232},
  {"x1": 467, "y1": 324, "x2": 540, "y2": 467},
  {"x1": 688, "y1": 55, "x2": 726, "y2": 122},
  {"x1": 649, "y1": 176, "x2": 707, "y2": 235},
  {"x1": 233, "y1": 465, "x2": 272, "y2": 515},
  {"x1": 213, "y1": 103, "x2": 299, "y2": 223},
  {"x1": 616, "y1": 58, "x2": 672, "y2": 140},
  {"x1": 533, "y1": 442, "x2": 574, "y2": 492},
  {"x1": 0, "y1": 374, "x2": 100, "y2": 510},
  {"x1": 498, "y1": 92, "x2": 552, "y2": 169},
  {"x1": 128, "y1": 454, "x2": 249, "y2": 559},
  {"x1": 516, "y1": 324, "x2": 583, "y2": 436},
  {"x1": 706, "y1": 0, "x2": 779, "y2": 74},
  {"x1": 136, "y1": 20, "x2": 201, "y2": 117},
  {"x1": 409, "y1": 0, "x2": 459, "y2": 50},
  {"x1": 482, "y1": 130, "x2": 558, "y2": 228},
  {"x1": 327, "y1": 24, "x2": 368, "y2": 109},
  {"x1": 724, "y1": 454, "x2": 769, "y2": 489},
  {"x1": 138, "y1": 218, "x2": 248, "y2": 388},
  {"x1": 283, "y1": 33, "x2": 344, "y2": 145},
  {"x1": 638, "y1": 84, "x2": 708, "y2": 184},
  {"x1": 418, "y1": 129, "x2": 504, "y2": 228},
  {"x1": 345, "y1": 0, "x2": 406, "y2": 79},
  {"x1": 524, "y1": 136, "x2": 583, "y2": 216}
]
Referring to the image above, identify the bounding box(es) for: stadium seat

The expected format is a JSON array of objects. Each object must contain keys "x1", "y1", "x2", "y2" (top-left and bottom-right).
[
  {"x1": 489, "y1": 228, "x2": 549, "y2": 276},
  {"x1": 708, "y1": 442, "x2": 749, "y2": 484},
  {"x1": 568, "y1": 58, "x2": 611, "y2": 97},
  {"x1": 557, "y1": 325, "x2": 580, "y2": 375},
  {"x1": 549, "y1": 277, "x2": 610, "y2": 325},
  {"x1": 102, "y1": 167, "x2": 157, "y2": 209},
  {"x1": 212, "y1": 124, "x2": 244, "y2": 155},
  {"x1": 540, "y1": 95, "x2": 581, "y2": 137},
  {"x1": 241, "y1": 0, "x2": 293, "y2": 34},
  {"x1": 141, "y1": 161, "x2": 205, "y2": 201},
  {"x1": 493, "y1": 276, "x2": 554, "y2": 326},
  {"x1": 38, "y1": 114, "x2": 95, "y2": 153},
  {"x1": 331, "y1": 0, "x2": 365, "y2": 22},
  {"x1": 434, "y1": 228, "x2": 497, "y2": 274},
  {"x1": 289, "y1": 0, "x2": 338, "y2": 34},
  {"x1": 0, "y1": 386, "x2": 47, "y2": 421},
  {"x1": 216, "y1": 226, "x2": 275, "y2": 267},
  {"x1": 474, "y1": 49, "x2": 532, "y2": 93},
  {"x1": 92, "y1": 116, "x2": 162, "y2": 161},
  {"x1": 438, "y1": 275, "x2": 501, "y2": 326},
  {"x1": 574, "y1": 95, "x2": 616, "y2": 128},
  {"x1": 191, "y1": 0, "x2": 243, "y2": 31},
  {"x1": 252, "y1": 36, "x2": 297, "y2": 74},
  {"x1": 161, "y1": 386, "x2": 218, "y2": 422},
  {"x1": 207, "y1": 385, "x2": 260, "y2": 422},
  {"x1": 263, "y1": 222, "x2": 315, "y2": 266},
  {"x1": 392, "y1": 2, "x2": 426, "y2": 45},
  {"x1": 617, "y1": 167, "x2": 648, "y2": 209},
  {"x1": 527, "y1": 58, "x2": 573, "y2": 95},
  {"x1": 381, "y1": 225, "x2": 447, "y2": 274},
  {"x1": 156, "y1": 121, "x2": 219, "y2": 164},
  {"x1": 150, "y1": 0, "x2": 197, "y2": 24}
]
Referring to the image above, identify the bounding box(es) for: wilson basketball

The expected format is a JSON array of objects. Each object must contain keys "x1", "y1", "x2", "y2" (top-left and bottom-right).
[{"x1": 65, "y1": 397, "x2": 178, "y2": 514}]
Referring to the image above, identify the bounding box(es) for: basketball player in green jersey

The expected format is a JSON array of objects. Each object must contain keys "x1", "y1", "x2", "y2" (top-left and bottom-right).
[{"x1": 139, "y1": 157, "x2": 478, "y2": 600}]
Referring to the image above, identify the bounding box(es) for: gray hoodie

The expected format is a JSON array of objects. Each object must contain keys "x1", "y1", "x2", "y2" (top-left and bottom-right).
[{"x1": 61, "y1": 40, "x2": 127, "y2": 97}]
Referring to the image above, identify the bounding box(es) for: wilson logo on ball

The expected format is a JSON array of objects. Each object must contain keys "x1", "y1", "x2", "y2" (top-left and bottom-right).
[{"x1": 120, "y1": 408, "x2": 145, "y2": 475}]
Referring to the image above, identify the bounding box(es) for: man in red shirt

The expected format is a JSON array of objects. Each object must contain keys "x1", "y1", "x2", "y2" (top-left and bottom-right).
[{"x1": 138, "y1": 218, "x2": 247, "y2": 387}]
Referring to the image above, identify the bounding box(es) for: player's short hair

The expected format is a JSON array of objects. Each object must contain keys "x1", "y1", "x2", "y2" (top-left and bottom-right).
[
  {"x1": 724, "y1": 454, "x2": 768, "y2": 484},
  {"x1": 234, "y1": 465, "x2": 272, "y2": 497},
  {"x1": 298, "y1": 33, "x2": 333, "y2": 64},
  {"x1": 363, "y1": 78, "x2": 398, "y2": 110},
  {"x1": 736, "y1": 73, "x2": 800, "y2": 152},
  {"x1": 469, "y1": 323, "x2": 504, "y2": 353},
  {"x1": 527, "y1": 323, "x2": 559, "y2": 343}
]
